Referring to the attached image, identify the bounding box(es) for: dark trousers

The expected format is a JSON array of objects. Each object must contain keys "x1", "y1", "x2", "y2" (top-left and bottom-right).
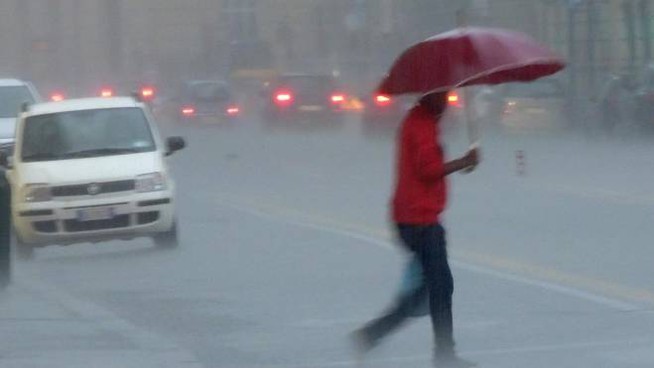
[{"x1": 361, "y1": 223, "x2": 455, "y2": 352}]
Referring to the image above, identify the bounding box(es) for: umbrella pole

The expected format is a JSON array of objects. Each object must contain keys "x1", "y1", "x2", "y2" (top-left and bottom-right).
[
  {"x1": 456, "y1": 10, "x2": 479, "y2": 149},
  {"x1": 463, "y1": 88, "x2": 480, "y2": 149}
]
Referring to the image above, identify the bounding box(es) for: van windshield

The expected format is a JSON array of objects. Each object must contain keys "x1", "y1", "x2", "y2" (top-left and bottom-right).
[{"x1": 21, "y1": 107, "x2": 156, "y2": 162}]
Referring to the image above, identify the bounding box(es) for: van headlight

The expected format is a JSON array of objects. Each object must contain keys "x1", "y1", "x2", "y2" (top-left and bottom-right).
[
  {"x1": 22, "y1": 184, "x2": 52, "y2": 202},
  {"x1": 135, "y1": 172, "x2": 167, "y2": 193}
]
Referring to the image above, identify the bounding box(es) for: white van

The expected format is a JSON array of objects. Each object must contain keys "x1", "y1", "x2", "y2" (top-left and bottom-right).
[{"x1": 1, "y1": 97, "x2": 185, "y2": 259}]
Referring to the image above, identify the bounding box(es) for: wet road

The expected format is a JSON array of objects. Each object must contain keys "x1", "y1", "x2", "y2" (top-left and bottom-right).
[{"x1": 12, "y1": 111, "x2": 654, "y2": 367}]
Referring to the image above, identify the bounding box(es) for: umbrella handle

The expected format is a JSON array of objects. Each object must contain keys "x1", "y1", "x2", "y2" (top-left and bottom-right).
[
  {"x1": 463, "y1": 138, "x2": 480, "y2": 175},
  {"x1": 466, "y1": 117, "x2": 480, "y2": 146},
  {"x1": 463, "y1": 88, "x2": 480, "y2": 147}
]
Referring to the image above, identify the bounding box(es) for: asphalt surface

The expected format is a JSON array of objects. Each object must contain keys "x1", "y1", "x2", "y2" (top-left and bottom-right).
[{"x1": 3, "y1": 111, "x2": 654, "y2": 367}]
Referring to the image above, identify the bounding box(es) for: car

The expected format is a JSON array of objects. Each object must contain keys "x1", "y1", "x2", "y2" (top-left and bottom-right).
[
  {"x1": 499, "y1": 78, "x2": 569, "y2": 131},
  {"x1": 260, "y1": 73, "x2": 347, "y2": 123},
  {"x1": 175, "y1": 80, "x2": 241, "y2": 122},
  {"x1": 98, "y1": 86, "x2": 116, "y2": 98},
  {"x1": 48, "y1": 91, "x2": 66, "y2": 102},
  {"x1": 360, "y1": 93, "x2": 412, "y2": 136},
  {"x1": 0, "y1": 79, "x2": 41, "y2": 145},
  {"x1": 0, "y1": 97, "x2": 185, "y2": 259}
]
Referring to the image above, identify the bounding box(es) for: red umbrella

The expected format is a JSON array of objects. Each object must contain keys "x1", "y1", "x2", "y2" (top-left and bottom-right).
[
  {"x1": 377, "y1": 27, "x2": 565, "y2": 144},
  {"x1": 378, "y1": 27, "x2": 565, "y2": 96}
]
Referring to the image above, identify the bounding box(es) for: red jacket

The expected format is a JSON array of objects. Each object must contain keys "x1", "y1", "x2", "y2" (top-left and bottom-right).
[{"x1": 392, "y1": 104, "x2": 447, "y2": 224}]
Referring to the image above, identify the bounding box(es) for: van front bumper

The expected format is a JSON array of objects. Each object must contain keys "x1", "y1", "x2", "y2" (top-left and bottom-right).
[{"x1": 13, "y1": 191, "x2": 175, "y2": 246}]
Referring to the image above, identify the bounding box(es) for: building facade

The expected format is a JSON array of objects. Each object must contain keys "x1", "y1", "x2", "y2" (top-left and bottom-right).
[
  {"x1": 1, "y1": 0, "x2": 653, "y2": 97},
  {"x1": 0, "y1": 0, "x2": 228, "y2": 94}
]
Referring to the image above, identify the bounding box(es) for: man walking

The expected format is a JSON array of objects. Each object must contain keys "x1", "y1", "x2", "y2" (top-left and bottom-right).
[{"x1": 353, "y1": 92, "x2": 479, "y2": 367}]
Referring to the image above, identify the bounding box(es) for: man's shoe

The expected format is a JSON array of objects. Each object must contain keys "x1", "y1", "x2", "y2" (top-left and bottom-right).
[
  {"x1": 434, "y1": 352, "x2": 477, "y2": 368},
  {"x1": 349, "y1": 329, "x2": 374, "y2": 365}
]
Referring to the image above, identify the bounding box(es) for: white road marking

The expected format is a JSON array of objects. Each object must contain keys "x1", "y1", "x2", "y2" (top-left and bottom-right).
[
  {"x1": 256, "y1": 338, "x2": 654, "y2": 368},
  {"x1": 452, "y1": 261, "x2": 639, "y2": 311},
  {"x1": 15, "y1": 272, "x2": 202, "y2": 368},
  {"x1": 224, "y1": 202, "x2": 393, "y2": 250}
]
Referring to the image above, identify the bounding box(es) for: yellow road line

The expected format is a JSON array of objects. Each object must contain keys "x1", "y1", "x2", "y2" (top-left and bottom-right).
[
  {"x1": 530, "y1": 181, "x2": 654, "y2": 206},
  {"x1": 215, "y1": 193, "x2": 654, "y2": 309}
]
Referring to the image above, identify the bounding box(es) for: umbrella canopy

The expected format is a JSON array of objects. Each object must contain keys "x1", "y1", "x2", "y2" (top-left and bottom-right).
[{"x1": 377, "y1": 27, "x2": 565, "y2": 95}]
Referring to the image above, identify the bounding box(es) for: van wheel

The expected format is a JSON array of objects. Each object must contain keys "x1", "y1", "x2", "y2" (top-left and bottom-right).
[
  {"x1": 12, "y1": 232, "x2": 35, "y2": 261},
  {"x1": 154, "y1": 221, "x2": 178, "y2": 249}
]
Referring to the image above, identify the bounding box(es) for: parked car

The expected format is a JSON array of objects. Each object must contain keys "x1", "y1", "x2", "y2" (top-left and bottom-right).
[
  {"x1": 260, "y1": 73, "x2": 347, "y2": 123},
  {"x1": 0, "y1": 79, "x2": 41, "y2": 145},
  {"x1": 175, "y1": 80, "x2": 241, "y2": 122},
  {"x1": 1, "y1": 97, "x2": 185, "y2": 259}
]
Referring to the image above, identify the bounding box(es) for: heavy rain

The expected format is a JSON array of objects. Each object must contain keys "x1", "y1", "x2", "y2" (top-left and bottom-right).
[{"x1": 1, "y1": 1, "x2": 654, "y2": 367}]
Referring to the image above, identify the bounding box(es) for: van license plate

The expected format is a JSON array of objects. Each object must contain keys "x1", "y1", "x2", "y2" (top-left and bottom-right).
[{"x1": 77, "y1": 207, "x2": 114, "y2": 221}]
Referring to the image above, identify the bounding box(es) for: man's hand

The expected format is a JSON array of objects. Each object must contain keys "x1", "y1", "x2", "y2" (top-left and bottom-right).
[
  {"x1": 460, "y1": 148, "x2": 480, "y2": 174},
  {"x1": 443, "y1": 148, "x2": 481, "y2": 177}
]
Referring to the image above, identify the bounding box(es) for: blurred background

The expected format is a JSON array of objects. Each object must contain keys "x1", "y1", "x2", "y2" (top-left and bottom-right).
[
  {"x1": 4, "y1": 2, "x2": 654, "y2": 367},
  {"x1": 2, "y1": 1, "x2": 653, "y2": 103}
]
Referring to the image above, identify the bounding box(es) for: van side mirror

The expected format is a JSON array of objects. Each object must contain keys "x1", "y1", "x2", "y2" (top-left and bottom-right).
[{"x1": 165, "y1": 136, "x2": 186, "y2": 156}]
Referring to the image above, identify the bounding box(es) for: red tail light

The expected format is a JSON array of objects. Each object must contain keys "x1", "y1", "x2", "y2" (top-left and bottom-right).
[
  {"x1": 140, "y1": 87, "x2": 155, "y2": 100},
  {"x1": 274, "y1": 91, "x2": 293, "y2": 105},
  {"x1": 374, "y1": 94, "x2": 392, "y2": 106},
  {"x1": 181, "y1": 106, "x2": 196, "y2": 117},
  {"x1": 226, "y1": 106, "x2": 240, "y2": 116},
  {"x1": 50, "y1": 92, "x2": 65, "y2": 102},
  {"x1": 447, "y1": 91, "x2": 460, "y2": 107},
  {"x1": 100, "y1": 88, "x2": 114, "y2": 98},
  {"x1": 330, "y1": 93, "x2": 346, "y2": 104}
]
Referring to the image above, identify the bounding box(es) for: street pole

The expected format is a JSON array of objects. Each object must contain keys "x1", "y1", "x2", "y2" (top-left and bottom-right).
[
  {"x1": 622, "y1": 0, "x2": 637, "y2": 71},
  {"x1": 72, "y1": 0, "x2": 84, "y2": 95},
  {"x1": 456, "y1": 7, "x2": 479, "y2": 147},
  {"x1": 48, "y1": 0, "x2": 64, "y2": 91},
  {"x1": 567, "y1": 2, "x2": 579, "y2": 123},
  {"x1": 639, "y1": 0, "x2": 652, "y2": 64},
  {"x1": 15, "y1": 0, "x2": 32, "y2": 79},
  {"x1": 587, "y1": 0, "x2": 597, "y2": 95},
  {"x1": 102, "y1": 0, "x2": 124, "y2": 81},
  {"x1": 0, "y1": 165, "x2": 11, "y2": 289}
]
